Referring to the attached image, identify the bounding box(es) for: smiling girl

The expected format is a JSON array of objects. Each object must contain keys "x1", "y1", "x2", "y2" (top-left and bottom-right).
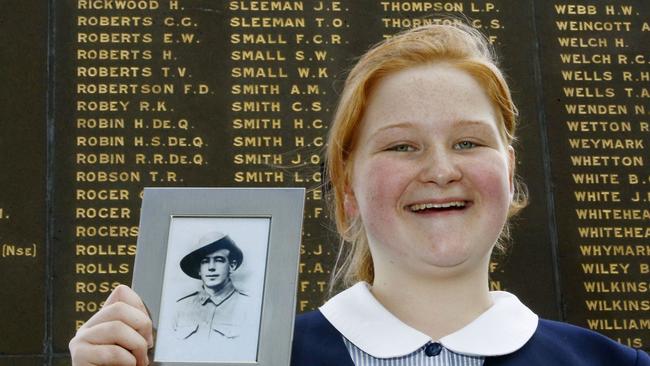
[{"x1": 70, "y1": 23, "x2": 649, "y2": 366}]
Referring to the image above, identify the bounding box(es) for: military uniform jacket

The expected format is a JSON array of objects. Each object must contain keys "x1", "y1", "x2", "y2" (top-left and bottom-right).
[
  {"x1": 173, "y1": 281, "x2": 253, "y2": 340},
  {"x1": 153, "y1": 281, "x2": 259, "y2": 362}
]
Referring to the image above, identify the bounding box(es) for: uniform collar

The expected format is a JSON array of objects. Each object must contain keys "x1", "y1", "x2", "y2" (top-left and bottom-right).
[
  {"x1": 320, "y1": 282, "x2": 538, "y2": 358},
  {"x1": 197, "y1": 280, "x2": 236, "y2": 306}
]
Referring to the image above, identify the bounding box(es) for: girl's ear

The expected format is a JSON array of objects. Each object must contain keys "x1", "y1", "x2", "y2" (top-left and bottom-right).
[
  {"x1": 507, "y1": 145, "x2": 515, "y2": 199},
  {"x1": 344, "y1": 186, "x2": 359, "y2": 218}
]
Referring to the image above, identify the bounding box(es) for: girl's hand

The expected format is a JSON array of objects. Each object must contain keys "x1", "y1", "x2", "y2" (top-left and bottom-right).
[{"x1": 69, "y1": 285, "x2": 154, "y2": 366}]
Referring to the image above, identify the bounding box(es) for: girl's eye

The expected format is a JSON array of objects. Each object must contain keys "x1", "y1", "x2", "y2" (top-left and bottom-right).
[
  {"x1": 388, "y1": 144, "x2": 415, "y2": 152},
  {"x1": 454, "y1": 140, "x2": 476, "y2": 149}
]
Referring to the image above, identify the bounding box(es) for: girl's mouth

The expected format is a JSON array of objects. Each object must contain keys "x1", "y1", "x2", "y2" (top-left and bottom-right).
[{"x1": 408, "y1": 200, "x2": 468, "y2": 213}]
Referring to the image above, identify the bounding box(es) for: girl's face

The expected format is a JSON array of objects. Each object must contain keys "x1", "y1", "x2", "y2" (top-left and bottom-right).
[{"x1": 347, "y1": 63, "x2": 514, "y2": 277}]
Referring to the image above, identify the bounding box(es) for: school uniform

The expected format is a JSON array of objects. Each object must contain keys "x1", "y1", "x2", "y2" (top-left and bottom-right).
[{"x1": 291, "y1": 282, "x2": 650, "y2": 366}]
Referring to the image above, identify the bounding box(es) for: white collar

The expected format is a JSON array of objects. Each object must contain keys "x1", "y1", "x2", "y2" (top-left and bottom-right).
[{"x1": 320, "y1": 282, "x2": 538, "y2": 358}]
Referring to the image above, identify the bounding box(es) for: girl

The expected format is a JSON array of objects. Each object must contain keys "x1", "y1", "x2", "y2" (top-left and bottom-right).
[{"x1": 70, "y1": 23, "x2": 649, "y2": 366}]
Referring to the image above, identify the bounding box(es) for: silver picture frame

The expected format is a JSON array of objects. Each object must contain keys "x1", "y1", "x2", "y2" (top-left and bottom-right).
[{"x1": 132, "y1": 187, "x2": 305, "y2": 366}]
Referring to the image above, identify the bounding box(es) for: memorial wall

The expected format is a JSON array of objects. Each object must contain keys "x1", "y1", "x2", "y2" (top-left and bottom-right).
[{"x1": 0, "y1": 1, "x2": 648, "y2": 364}]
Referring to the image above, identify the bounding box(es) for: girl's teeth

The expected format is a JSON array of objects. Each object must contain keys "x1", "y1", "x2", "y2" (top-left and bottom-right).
[{"x1": 410, "y1": 201, "x2": 466, "y2": 211}]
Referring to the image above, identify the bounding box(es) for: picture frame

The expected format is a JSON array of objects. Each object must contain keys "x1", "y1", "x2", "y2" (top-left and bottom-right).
[{"x1": 132, "y1": 187, "x2": 305, "y2": 366}]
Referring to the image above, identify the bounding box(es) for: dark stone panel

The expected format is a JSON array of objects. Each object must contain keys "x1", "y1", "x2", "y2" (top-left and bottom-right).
[
  {"x1": 0, "y1": 0, "x2": 47, "y2": 355},
  {"x1": 534, "y1": 0, "x2": 650, "y2": 351},
  {"x1": 0, "y1": 356, "x2": 45, "y2": 366},
  {"x1": 52, "y1": 355, "x2": 71, "y2": 366}
]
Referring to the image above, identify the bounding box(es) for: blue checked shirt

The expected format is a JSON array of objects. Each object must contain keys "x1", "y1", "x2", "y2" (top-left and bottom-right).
[{"x1": 344, "y1": 337, "x2": 484, "y2": 366}]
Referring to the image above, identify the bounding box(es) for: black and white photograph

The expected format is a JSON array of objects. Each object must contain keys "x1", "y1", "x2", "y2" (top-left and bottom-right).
[
  {"x1": 154, "y1": 217, "x2": 270, "y2": 363},
  {"x1": 131, "y1": 187, "x2": 304, "y2": 366}
]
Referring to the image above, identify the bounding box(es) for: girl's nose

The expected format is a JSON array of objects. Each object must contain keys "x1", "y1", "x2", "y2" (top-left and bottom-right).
[{"x1": 419, "y1": 148, "x2": 462, "y2": 186}]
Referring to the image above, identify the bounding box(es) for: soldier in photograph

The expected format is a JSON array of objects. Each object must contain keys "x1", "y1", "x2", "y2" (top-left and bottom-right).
[{"x1": 173, "y1": 231, "x2": 252, "y2": 341}]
